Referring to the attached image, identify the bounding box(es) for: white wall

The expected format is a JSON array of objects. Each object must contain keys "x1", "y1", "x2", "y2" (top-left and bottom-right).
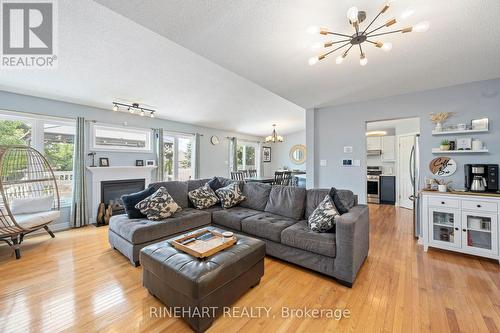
[
  {"x1": 261, "y1": 130, "x2": 306, "y2": 176},
  {"x1": 307, "y1": 78, "x2": 500, "y2": 203}
]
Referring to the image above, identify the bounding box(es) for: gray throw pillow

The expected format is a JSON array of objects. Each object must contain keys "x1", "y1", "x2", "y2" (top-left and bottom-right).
[
  {"x1": 188, "y1": 183, "x2": 220, "y2": 209},
  {"x1": 135, "y1": 187, "x2": 181, "y2": 221},
  {"x1": 308, "y1": 195, "x2": 339, "y2": 233},
  {"x1": 215, "y1": 183, "x2": 246, "y2": 208}
]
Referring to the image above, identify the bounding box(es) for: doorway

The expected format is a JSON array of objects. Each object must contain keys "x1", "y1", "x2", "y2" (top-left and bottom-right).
[{"x1": 365, "y1": 117, "x2": 420, "y2": 209}]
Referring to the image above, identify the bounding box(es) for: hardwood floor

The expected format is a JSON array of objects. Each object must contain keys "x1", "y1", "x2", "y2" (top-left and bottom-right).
[{"x1": 1, "y1": 204, "x2": 500, "y2": 332}]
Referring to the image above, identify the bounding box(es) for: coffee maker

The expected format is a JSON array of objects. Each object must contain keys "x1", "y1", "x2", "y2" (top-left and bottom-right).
[{"x1": 464, "y1": 164, "x2": 499, "y2": 192}]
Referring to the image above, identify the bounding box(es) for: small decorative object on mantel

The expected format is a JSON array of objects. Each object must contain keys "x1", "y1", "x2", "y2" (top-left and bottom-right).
[
  {"x1": 146, "y1": 160, "x2": 155, "y2": 166},
  {"x1": 433, "y1": 178, "x2": 453, "y2": 193},
  {"x1": 99, "y1": 157, "x2": 109, "y2": 167},
  {"x1": 471, "y1": 118, "x2": 489, "y2": 131},
  {"x1": 429, "y1": 112, "x2": 455, "y2": 132},
  {"x1": 136, "y1": 160, "x2": 144, "y2": 167},
  {"x1": 429, "y1": 157, "x2": 457, "y2": 177},
  {"x1": 88, "y1": 152, "x2": 97, "y2": 167},
  {"x1": 440, "y1": 139, "x2": 450, "y2": 151},
  {"x1": 262, "y1": 146, "x2": 271, "y2": 162}
]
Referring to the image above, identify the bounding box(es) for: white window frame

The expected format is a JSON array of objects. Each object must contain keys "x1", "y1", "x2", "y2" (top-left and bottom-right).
[
  {"x1": 163, "y1": 132, "x2": 195, "y2": 181},
  {"x1": 237, "y1": 140, "x2": 260, "y2": 175},
  {"x1": 0, "y1": 110, "x2": 76, "y2": 208},
  {"x1": 90, "y1": 123, "x2": 153, "y2": 153}
]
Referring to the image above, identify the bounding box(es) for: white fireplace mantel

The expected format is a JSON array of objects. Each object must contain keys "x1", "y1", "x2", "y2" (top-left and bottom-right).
[{"x1": 86, "y1": 166, "x2": 157, "y2": 224}]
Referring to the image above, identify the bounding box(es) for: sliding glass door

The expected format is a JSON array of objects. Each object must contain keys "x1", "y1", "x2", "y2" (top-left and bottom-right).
[
  {"x1": 163, "y1": 133, "x2": 194, "y2": 181},
  {"x1": 237, "y1": 141, "x2": 259, "y2": 174}
]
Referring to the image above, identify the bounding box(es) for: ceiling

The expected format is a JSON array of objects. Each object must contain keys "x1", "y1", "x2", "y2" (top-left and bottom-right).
[
  {"x1": 0, "y1": 0, "x2": 304, "y2": 136},
  {"x1": 95, "y1": 0, "x2": 500, "y2": 108}
]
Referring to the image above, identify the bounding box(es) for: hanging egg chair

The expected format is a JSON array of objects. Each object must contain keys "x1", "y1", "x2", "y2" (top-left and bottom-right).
[{"x1": 0, "y1": 145, "x2": 60, "y2": 259}]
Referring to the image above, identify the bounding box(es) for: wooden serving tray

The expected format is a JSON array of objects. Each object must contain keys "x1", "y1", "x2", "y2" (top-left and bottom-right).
[{"x1": 172, "y1": 229, "x2": 236, "y2": 258}]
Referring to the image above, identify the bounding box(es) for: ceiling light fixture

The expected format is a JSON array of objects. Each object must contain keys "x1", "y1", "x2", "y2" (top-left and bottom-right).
[
  {"x1": 366, "y1": 130, "x2": 388, "y2": 137},
  {"x1": 112, "y1": 102, "x2": 157, "y2": 118},
  {"x1": 265, "y1": 124, "x2": 284, "y2": 143},
  {"x1": 308, "y1": 2, "x2": 429, "y2": 66}
]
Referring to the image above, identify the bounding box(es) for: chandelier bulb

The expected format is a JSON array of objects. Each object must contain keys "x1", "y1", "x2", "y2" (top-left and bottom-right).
[
  {"x1": 307, "y1": 26, "x2": 320, "y2": 35},
  {"x1": 413, "y1": 21, "x2": 429, "y2": 33},
  {"x1": 347, "y1": 7, "x2": 359, "y2": 23},
  {"x1": 382, "y1": 42, "x2": 392, "y2": 52},
  {"x1": 308, "y1": 56, "x2": 319, "y2": 66},
  {"x1": 335, "y1": 55, "x2": 344, "y2": 64},
  {"x1": 150, "y1": 112, "x2": 155, "y2": 118},
  {"x1": 128, "y1": 107, "x2": 133, "y2": 114},
  {"x1": 360, "y1": 54, "x2": 368, "y2": 66},
  {"x1": 140, "y1": 109, "x2": 145, "y2": 117},
  {"x1": 112, "y1": 104, "x2": 119, "y2": 112}
]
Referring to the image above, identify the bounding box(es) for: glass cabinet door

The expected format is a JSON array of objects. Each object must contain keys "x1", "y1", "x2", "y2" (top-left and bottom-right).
[
  {"x1": 429, "y1": 208, "x2": 461, "y2": 248},
  {"x1": 462, "y1": 212, "x2": 498, "y2": 256}
]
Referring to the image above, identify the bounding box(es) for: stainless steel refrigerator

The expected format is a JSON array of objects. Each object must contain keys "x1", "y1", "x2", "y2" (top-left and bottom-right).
[{"x1": 409, "y1": 134, "x2": 420, "y2": 238}]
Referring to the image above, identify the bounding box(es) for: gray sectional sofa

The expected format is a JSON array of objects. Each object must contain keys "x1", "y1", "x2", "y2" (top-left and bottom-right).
[{"x1": 108, "y1": 177, "x2": 369, "y2": 286}]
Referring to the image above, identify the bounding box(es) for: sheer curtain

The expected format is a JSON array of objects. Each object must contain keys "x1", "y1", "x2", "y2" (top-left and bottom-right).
[
  {"x1": 154, "y1": 128, "x2": 164, "y2": 181},
  {"x1": 228, "y1": 137, "x2": 237, "y2": 175},
  {"x1": 193, "y1": 133, "x2": 201, "y2": 179},
  {"x1": 70, "y1": 117, "x2": 88, "y2": 227}
]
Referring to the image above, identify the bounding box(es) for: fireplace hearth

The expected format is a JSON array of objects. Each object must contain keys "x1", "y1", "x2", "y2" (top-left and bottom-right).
[{"x1": 96, "y1": 178, "x2": 145, "y2": 226}]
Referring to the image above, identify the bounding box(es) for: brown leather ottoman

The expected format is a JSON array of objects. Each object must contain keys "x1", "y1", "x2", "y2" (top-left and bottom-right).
[{"x1": 140, "y1": 227, "x2": 265, "y2": 332}]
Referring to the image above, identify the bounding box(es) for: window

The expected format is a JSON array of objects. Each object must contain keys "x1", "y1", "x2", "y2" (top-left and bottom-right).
[
  {"x1": 0, "y1": 111, "x2": 76, "y2": 208},
  {"x1": 237, "y1": 141, "x2": 259, "y2": 173},
  {"x1": 44, "y1": 122, "x2": 76, "y2": 206},
  {"x1": 163, "y1": 133, "x2": 194, "y2": 181},
  {"x1": 91, "y1": 124, "x2": 152, "y2": 152}
]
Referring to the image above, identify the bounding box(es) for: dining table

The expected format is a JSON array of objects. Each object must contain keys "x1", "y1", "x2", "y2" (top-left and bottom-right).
[{"x1": 244, "y1": 176, "x2": 275, "y2": 184}]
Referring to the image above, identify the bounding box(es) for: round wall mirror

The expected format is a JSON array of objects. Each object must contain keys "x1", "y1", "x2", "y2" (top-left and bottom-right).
[{"x1": 289, "y1": 144, "x2": 306, "y2": 165}]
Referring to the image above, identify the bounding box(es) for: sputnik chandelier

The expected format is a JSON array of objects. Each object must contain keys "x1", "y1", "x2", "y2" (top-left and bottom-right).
[{"x1": 308, "y1": 2, "x2": 429, "y2": 66}]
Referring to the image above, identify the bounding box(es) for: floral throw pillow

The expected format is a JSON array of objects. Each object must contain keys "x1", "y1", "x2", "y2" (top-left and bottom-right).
[
  {"x1": 188, "y1": 183, "x2": 220, "y2": 209},
  {"x1": 135, "y1": 187, "x2": 181, "y2": 221},
  {"x1": 215, "y1": 183, "x2": 246, "y2": 208},
  {"x1": 308, "y1": 195, "x2": 339, "y2": 232}
]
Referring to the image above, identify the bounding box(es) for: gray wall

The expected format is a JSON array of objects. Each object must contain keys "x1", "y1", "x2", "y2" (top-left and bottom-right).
[
  {"x1": 0, "y1": 90, "x2": 263, "y2": 228},
  {"x1": 0, "y1": 90, "x2": 262, "y2": 178},
  {"x1": 307, "y1": 78, "x2": 500, "y2": 203}
]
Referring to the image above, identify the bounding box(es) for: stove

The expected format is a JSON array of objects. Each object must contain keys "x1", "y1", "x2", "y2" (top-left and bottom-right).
[{"x1": 367, "y1": 166, "x2": 382, "y2": 204}]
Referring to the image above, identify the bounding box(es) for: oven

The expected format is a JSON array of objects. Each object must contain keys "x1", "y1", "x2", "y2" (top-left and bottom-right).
[
  {"x1": 367, "y1": 166, "x2": 382, "y2": 204},
  {"x1": 367, "y1": 175, "x2": 380, "y2": 204}
]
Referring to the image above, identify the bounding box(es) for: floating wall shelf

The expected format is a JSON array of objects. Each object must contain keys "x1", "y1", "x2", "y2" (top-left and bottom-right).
[
  {"x1": 432, "y1": 149, "x2": 489, "y2": 154},
  {"x1": 432, "y1": 128, "x2": 489, "y2": 136}
]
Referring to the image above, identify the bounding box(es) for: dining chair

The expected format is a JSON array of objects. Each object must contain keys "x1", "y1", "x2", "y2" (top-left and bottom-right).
[
  {"x1": 282, "y1": 171, "x2": 292, "y2": 186},
  {"x1": 248, "y1": 169, "x2": 257, "y2": 178},
  {"x1": 230, "y1": 171, "x2": 245, "y2": 181},
  {"x1": 274, "y1": 171, "x2": 284, "y2": 185}
]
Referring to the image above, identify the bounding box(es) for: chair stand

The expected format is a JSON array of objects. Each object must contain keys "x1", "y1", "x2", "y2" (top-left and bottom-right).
[
  {"x1": 11, "y1": 237, "x2": 21, "y2": 260},
  {"x1": 44, "y1": 226, "x2": 56, "y2": 238}
]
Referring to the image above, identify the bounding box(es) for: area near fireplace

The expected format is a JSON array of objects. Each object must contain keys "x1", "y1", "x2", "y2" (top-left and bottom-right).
[{"x1": 86, "y1": 166, "x2": 157, "y2": 225}]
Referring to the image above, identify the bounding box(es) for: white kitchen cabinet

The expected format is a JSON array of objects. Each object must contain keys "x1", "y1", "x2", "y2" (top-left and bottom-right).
[
  {"x1": 367, "y1": 137, "x2": 382, "y2": 150},
  {"x1": 381, "y1": 136, "x2": 396, "y2": 162},
  {"x1": 422, "y1": 192, "x2": 500, "y2": 262}
]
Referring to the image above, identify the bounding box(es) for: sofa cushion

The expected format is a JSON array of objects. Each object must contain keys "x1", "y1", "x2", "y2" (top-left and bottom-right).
[
  {"x1": 215, "y1": 183, "x2": 246, "y2": 208},
  {"x1": 212, "y1": 207, "x2": 261, "y2": 231},
  {"x1": 281, "y1": 220, "x2": 336, "y2": 258},
  {"x1": 121, "y1": 187, "x2": 155, "y2": 219},
  {"x1": 207, "y1": 177, "x2": 224, "y2": 191},
  {"x1": 135, "y1": 187, "x2": 181, "y2": 221},
  {"x1": 329, "y1": 187, "x2": 349, "y2": 215},
  {"x1": 187, "y1": 179, "x2": 211, "y2": 192},
  {"x1": 305, "y1": 188, "x2": 356, "y2": 219},
  {"x1": 149, "y1": 181, "x2": 189, "y2": 208},
  {"x1": 240, "y1": 182, "x2": 271, "y2": 211},
  {"x1": 264, "y1": 185, "x2": 306, "y2": 220},
  {"x1": 188, "y1": 183, "x2": 219, "y2": 209},
  {"x1": 308, "y1": 195, "x2": 339, "y2": 232},
  {"x1": 109, "y1": 209, "x2": 211, "y2": 244},
  {"x1": 241, "y1": 212, "x2": 297, "y2": 242}
]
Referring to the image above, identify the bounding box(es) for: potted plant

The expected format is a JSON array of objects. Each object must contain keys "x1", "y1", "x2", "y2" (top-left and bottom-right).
[
  {"x1": 434, "y1": 179, "x2": 452, "y2": 193},
  {"x1": 440, "y1": 139, "x2": 450, "y2": 151}
]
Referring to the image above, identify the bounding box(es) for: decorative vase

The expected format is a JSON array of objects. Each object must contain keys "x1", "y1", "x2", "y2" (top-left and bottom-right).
[
  {"x1": 438, "y1": 184, "x2": 447, "y2": 193},
  {"x1": 434, "y1": 122, "x2": 443, "y2": 132},
  {"x1": 440, "y1": 145, "x2": 450, "y2": 151}
]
